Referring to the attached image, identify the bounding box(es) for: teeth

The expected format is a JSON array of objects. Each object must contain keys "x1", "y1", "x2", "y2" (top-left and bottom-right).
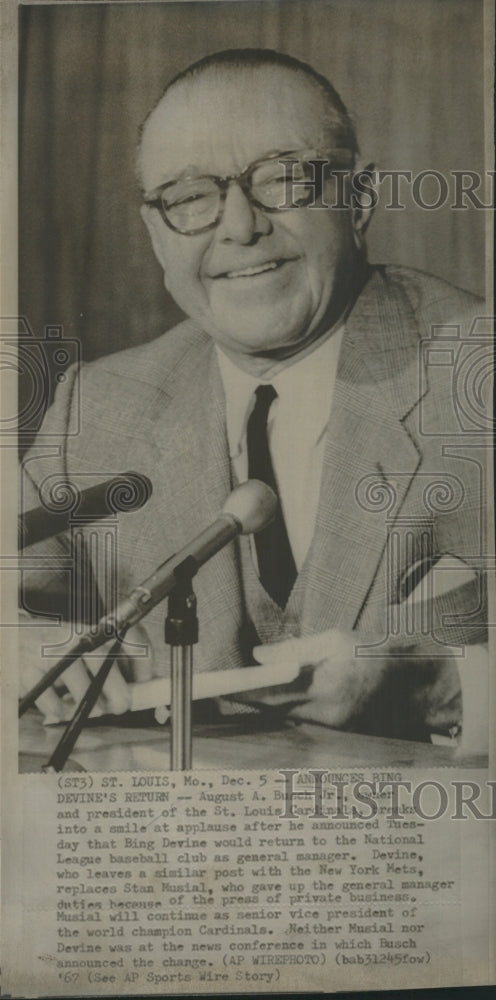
[{"x1": 225, "y1": 261, "x2": 279, "y2": 278}]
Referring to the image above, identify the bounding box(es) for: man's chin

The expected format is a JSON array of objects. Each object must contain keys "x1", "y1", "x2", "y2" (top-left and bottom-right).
[
  {"x1": 213, "y1": 328, "x2": 307, "y2": 360},
  {"x1": 206, "y1": 309, "x2": 312, "y2": 356}
]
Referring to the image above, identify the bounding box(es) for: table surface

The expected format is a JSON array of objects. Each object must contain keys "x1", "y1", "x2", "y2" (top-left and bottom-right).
[{"x1": 19, "y1": 709, "x2": 488, "y2": 773}]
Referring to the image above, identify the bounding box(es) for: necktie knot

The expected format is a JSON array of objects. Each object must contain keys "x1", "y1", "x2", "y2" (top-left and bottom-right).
[{"x1": 254, "y1": 383, "x2": 277, "y2": 413}]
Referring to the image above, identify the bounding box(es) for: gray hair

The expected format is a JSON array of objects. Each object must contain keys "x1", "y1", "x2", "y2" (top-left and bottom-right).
[{"x1": 138, "y1": 48, "x2": 358, "y2": 184}]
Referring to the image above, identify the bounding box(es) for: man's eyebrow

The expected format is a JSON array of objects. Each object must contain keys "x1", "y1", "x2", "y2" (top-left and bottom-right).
[
  {"x1": 147, "y1": 164, "x2": 206, "y2": 191},
  {"x1": 145, "y1": 147, "x2": 336, "y2": 195},
  {"x1": 147, "y1": 149, "x2": 316, "y2": 190}
]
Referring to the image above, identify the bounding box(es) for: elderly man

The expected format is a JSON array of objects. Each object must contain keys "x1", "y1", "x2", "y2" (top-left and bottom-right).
[{"x1": 20, "y1": 49, "x2": 488, "y2": 745}]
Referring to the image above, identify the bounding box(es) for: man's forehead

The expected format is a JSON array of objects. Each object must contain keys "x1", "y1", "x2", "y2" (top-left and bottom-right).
[{"x1": 140, "y1": 66, "x2": 330, "y2": 189}]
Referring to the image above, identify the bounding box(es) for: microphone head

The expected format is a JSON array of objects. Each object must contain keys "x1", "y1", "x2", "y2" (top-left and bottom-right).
[{"x1": 222, "y1": 480, "x2": 277, "y2": 534}]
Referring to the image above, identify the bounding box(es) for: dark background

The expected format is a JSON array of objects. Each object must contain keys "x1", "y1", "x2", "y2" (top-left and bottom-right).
[{"x1": 19, "y1": 0, "x2": 486, "y2": 365}]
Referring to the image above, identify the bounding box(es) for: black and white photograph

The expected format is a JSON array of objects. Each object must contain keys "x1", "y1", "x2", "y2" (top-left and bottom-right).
[
  {"x1": 14, "y1": 0, "x2": 492, "y2": 772},
  {"x1": 1, "y1": 0, "x2": 494, "y2": 995}
]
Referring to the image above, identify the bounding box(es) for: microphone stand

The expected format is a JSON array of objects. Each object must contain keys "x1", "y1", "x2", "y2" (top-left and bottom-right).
[
  {"x1": 165, "y1": 558, "x2": 198, "y2": 771},
  {"x1": 40, "y1": 558, "x2": 199, "y2": 773},
  {"x1": 42, "y1": 633, "x2": 127, "y2": 773}
]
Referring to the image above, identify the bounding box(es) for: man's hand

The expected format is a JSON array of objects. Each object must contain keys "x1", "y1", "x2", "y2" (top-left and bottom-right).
[
  {"x1": 252, "y1": 629, "x2": 463, "y2": 735},
  {"x1": 19, "y1": 618, "x2": 154, "y2": 723},
  {"x1": 252, "y1": 630, "x2": 388, "y2": 727}
]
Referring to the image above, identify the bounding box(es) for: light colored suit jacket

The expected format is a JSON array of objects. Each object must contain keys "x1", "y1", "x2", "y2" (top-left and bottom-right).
[{"x1": 20, "y1": 265, "x2": 488, "y2": 733}]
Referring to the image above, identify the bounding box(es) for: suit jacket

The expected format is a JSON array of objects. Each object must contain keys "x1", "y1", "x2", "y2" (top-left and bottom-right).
[{"x1": 20, "y1": 265, "x2": 488, "y2": 732}]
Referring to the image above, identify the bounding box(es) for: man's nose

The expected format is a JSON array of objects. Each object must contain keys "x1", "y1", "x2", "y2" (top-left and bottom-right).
[{"x1": 216, "y1": 182, "x2": 272, "y2": 243}]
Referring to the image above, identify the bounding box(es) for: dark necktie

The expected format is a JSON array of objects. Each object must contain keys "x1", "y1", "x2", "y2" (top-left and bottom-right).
[{"x1": 246, "y1": 384, "x2": 297, "y2": 608}]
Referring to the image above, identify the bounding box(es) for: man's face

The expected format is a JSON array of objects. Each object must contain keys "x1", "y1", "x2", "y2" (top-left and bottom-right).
[{"x1": 140, "y1": 67, "x2": 360, "y2": 362}]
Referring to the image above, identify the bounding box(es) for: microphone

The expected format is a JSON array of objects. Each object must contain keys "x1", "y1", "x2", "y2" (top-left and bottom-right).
[
  {"x1": 18, "y1": 480, "x2": 277, "y2": 716},
  {"x1": 19, "y1": 471, "x2": 153, "y2": 549},
  {"x1": 85, "y1": 478, "x2": 277, "y2": 639}
]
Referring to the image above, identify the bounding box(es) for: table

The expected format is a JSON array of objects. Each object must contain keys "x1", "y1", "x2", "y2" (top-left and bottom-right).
[{"x1": 19, "y1": 709, "x2": 488, "y2": 772}]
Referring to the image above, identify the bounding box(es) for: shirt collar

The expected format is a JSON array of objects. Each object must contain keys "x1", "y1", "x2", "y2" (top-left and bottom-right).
[{"x1": 216, "y1": 327, "x2": 344, "y2": 460}]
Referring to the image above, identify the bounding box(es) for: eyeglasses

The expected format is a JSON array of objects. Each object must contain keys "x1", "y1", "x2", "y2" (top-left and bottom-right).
[{"x1": 143, "y1": 148, "x2": 354, "y2": 236}]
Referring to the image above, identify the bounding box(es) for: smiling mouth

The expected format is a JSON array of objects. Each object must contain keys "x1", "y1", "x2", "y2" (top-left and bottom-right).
[{"x1": 213, "y1": 258, "x2": 296, "y2": 279}]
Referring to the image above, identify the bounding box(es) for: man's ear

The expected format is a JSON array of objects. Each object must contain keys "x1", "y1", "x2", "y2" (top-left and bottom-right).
[
  {"x1": 350, "y1": 162, "x2": 377, "y2": 250},
  {"x1": 140, "y1": 204, "x2": 168, "y2": 273}
]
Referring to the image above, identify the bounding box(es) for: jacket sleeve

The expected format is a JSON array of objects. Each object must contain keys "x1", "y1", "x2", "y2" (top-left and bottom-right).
[{"x1": 18, "y1": 362, "x2": 103, "y2": 623}]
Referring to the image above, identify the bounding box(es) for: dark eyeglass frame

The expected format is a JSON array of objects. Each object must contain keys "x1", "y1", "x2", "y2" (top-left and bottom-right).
[{"x1": 143, "y1": 147, "x2": 354, "y2": 236}]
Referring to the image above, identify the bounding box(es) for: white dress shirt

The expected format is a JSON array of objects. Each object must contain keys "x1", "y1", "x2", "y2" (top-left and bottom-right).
[{"x1": 216, "y1": 328, "x2": 344, "y2": 572}]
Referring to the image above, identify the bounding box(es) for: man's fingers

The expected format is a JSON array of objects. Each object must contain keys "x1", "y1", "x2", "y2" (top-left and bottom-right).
[
  {"x1": 39, "y1": 689, "x2": 74, "y2": 725},
  {"x1": 61, "y1": 661, "x2": 105, "y2": 718},
  {"x1": 20, "y1": 618, "x2": 152, "y2": 721},
  {"x1": 253, "y1": 636, "x2": 301, "y2": 668},
  {"x1": 253, "y1": 629, "x2": 353, "y2": 667},
  {"x1": 119, "y1": 625, "x2": 155, "y2": 682},
  {"x1": 96, "y1": 662, "x2": 132, "y2": 716},
  {"x1": 82, "y1": 651, "x2": 133, "y2": 716},
  {"x1": 21, "y1": 662, "x2": 71, "y2": 724},
  {"x1": 37, "y1": 654, "x2": 130, "y2": 721}
]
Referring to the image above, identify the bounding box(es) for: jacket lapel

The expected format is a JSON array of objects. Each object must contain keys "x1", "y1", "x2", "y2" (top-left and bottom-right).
[
  {"x1": 150, "y1": 334, "x2": 231, "y2": 539},
  {"x1": 300, "y1": 268, "x2": 428, "y2": 634},
  {"x1": 144, "y1": 333, "x2": 244, "y2": 672}
]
